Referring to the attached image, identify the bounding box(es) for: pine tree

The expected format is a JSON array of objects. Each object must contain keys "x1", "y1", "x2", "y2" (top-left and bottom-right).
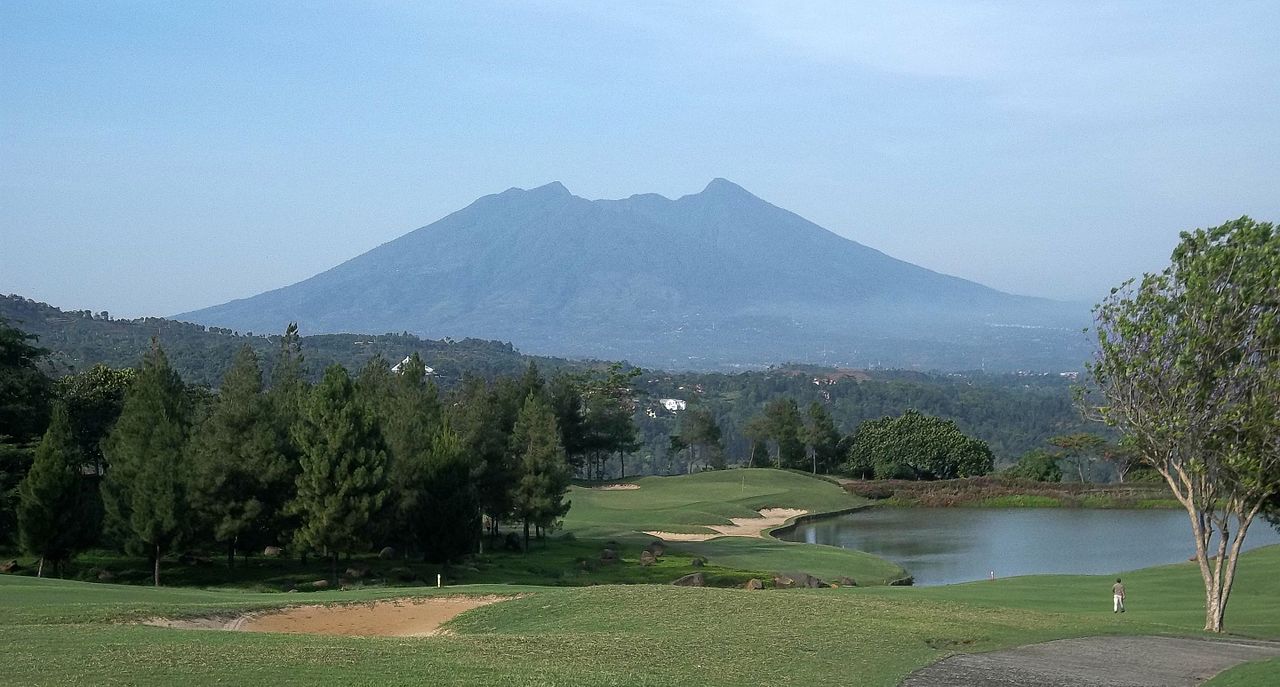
[
  {"x1": 418, "y1": 424, "x2": 480, "y2": 562},
  {"x1": 187, "y1": 346, "x2": 293, "y2": 566},
  {"x1": 17, "y1": 403, "x2": 86, "y2": 576},
  {"x1": 453, "y1": 374, "x2": 517, "y2": 541},
  {"x1": 267, "y1": 323, "x2": 307, "y2": 544},
  {"x1": 289, "y1": 364, "x2": 388, "y2": 582},
  {"x1": 101, "y1": 341, "x2": 190, "y2": 586},
  {"x1": 805, "y1": 402, "x2": 842, "y2": 474},
  {"x1": 510, "y1": 394, "x2": 571, "y2": 552},
  {"x1": 377, "y1": 353, "x2": 446, "y2": 555}
]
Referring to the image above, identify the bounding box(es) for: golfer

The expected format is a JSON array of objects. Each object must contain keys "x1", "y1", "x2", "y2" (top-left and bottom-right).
[{"x1": 1113, "y1": 578, "x2": 1126, "y2": 613}]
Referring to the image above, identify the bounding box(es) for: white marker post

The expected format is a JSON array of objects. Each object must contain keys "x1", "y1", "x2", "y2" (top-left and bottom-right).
[{"x1": 437, "y1": 573, "x2": 442, "y2": 588}]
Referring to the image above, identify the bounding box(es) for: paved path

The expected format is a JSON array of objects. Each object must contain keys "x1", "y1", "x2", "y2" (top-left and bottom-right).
[{"x1": 900, "y1": 636, "x2": 1280, "y2": 687}]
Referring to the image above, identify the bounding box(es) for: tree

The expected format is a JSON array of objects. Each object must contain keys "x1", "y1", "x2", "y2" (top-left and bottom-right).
[
  {"x1": 805, "y1": 402, "x2": 842, "y2": 474},
  {"x1": 1102, "y1": 439, "x2": 1144, "y2": 483},
  {"x1": 17, "y1": 403, "x2": 88, "y2": 576},
  {"x1": 187, "y1": 346, "x2": 293, "y2": 566},
  {"x1": 289, "y1": 364, "x2": 389, "y2": 583},
  {"x1": 1085, "y1": 217, "x2": 1280, "y2": 632},
  {"x1": 763, "y1": 398, "x2": 806, "y2": 470},
  {"x1": 0, "y1": 318, "x2": 52, "y2": 546},
  {"x1": 742, "y1": 415, "x2": 771, "y2": 469},
  {"x1": 56, "y1": 365, "x2": 135, "y2": 477},
  {"x1": 842, "y1": 410, "x2": 993, "y2": 480},
  {"x1": 1004, "y1": 449, "x2": 1062, "y2": 482},
  {"x1": 509, "y1": 394, "x2": 571, "y2": 552},
  {"x1": 1047, "y1": 433, "x2": 1107, "y2": 483},
  {"x1": 549, "y1": 373, "x2": 590, "y2": 472},
  {"x1": 582, "y1": 364, "x2": 641, "y2": 479},
  {"x1": 453, "y1": 374, "x2": 516, "y2": 541},
  {"x1": 679, "y1": 407, "x2": 724, "y2": 471},
  {"x1": 101, "y1": 341, "x2": 191, "y2": 586}
]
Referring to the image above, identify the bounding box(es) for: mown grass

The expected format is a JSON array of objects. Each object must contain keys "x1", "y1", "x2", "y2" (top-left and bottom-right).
[
  {"x1": 1203, "y1": 657, "x2": 1280, "y2": 686},
  {"x1": 4, "y1": 545, "x2": 1279, "y2": 686}
]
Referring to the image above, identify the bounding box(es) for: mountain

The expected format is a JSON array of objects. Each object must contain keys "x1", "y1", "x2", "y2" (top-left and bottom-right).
[{"x1": 177, "y1": 179, "x2": 1092, "y2": 371}]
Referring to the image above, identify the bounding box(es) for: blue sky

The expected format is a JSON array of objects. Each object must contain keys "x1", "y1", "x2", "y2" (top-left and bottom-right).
[{"x1": 3, "y1": 2, "x2": 1278, "y2": 318}]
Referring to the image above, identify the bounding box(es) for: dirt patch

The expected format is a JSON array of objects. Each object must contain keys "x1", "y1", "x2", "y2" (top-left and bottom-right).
[
  {"x1": 146, "y1": 595, "x2": 515, "y2": 638},
  {"x1": 592, "y1": 483, "x2": 640, "y2": 490},
  {"x1": 644, "y1": 508, "x2": 809, "y2": 541},
  {"x1": 901, "y1": 635, "x2": 1280, "y2": 687}
]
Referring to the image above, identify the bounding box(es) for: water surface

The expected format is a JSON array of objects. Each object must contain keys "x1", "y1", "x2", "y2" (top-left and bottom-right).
[{"x1": 776, "y1": 507, "x2": 1280, "y2": 586}]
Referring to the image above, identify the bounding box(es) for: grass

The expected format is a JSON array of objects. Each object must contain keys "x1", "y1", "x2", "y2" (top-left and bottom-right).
[
  {"x1": 4, "y1": 545, "x2": 1280, "y2": 686},
  {"x1": 845, "y1": 476, "x2": 1178, "y2": 509},
  {"x1": 1204, "y1": 657, "x2": 1280, "y2": 686}
]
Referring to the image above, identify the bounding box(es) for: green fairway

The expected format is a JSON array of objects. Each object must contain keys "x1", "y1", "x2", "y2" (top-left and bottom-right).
[
  {"x1": 1204, "y1": 657, "x2": 1280, "y2": 686},
  {"x1": 5, "y1": 545, "x2": 1279, "y2": 686},
  {"x1": 562, "y1": 469, "x2": 905, "y2": 584}
]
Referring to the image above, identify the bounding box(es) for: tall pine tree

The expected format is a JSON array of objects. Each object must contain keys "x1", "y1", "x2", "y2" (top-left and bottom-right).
[
  {"x1": 188, "y1": 346, "x2": 293, "y2": 566},
  {"x1": 17, "y1": 403, "x2": 87, "y2": 576},
  {"x1": 101, "y1": 341, "x2": 190, "y2": 586},
  {"x1": 289, "y1": 364, "x2": 388, "y2": 582},
  {"x1": 510, "y1": 394, "x2": 571, "y2": 552}
]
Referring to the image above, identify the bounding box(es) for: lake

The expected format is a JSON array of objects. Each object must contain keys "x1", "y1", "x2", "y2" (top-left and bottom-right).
[{"x1": 775, "y1": 507, "x2": 1280, "y2": 586}]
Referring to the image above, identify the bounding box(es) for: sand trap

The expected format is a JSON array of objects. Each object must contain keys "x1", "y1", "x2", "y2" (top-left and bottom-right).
[
  {"x1": 146, "y1": 595, "x2": 514, "y2": 637},
  {"x1": 644, "y1": 508, "x2": 808, "y2": 541},
  {"x1": 591, "y1": 483, "x2": 640, "y2": 490}
]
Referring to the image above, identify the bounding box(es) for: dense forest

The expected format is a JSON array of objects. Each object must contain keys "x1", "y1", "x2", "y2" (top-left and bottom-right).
[{"x1": 3, "y1": 294, "x2": 1096, "y2": 474}]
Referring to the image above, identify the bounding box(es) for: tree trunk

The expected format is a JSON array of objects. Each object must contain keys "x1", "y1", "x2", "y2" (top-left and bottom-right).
[
  {"x1": 523, "y1": 518, "x2": 530, "y2": 553},
  {"x1": 37, "y1": 557, "x2": 44, "y2": 578},
  {"x1": 620, "y1": 452, "x2": 625, "y2": 479},
  {"x1": 331, "y1": 552, "x2": 339, "y2": 586},
  {"x1": 227, "y1": 540, "x2": 236, "y2": 569},
  {"x1": 153, "y1": 544, "x2": 161, "y2": 587}
]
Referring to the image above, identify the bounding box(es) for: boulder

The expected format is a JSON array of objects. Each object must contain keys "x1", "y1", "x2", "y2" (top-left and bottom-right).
[
  {"x1": 379, "y1": 546, "x2": 397, "y2": 560},
  {"x1": 643, "y1": 541, "x2": 666, "y2": 557},
  {"x1": 345, "y1": 565, "x2": 370, "y2": 580},
  {"x1": 263, "y1": 546, "x2": 283, "y2": 557},
  {"x1": 773, "y1": 572, "x2": 825, "y2": 589},
  {"x1": 310, "y1": 579, "x2": 330, "y2": 590},
  {"x1": 690, "y1": 556, "x2": 706, "y2": 568},
  {"x1": 837, "y1": 576, "x2": 857, "y2": 587},
  {"x1": 889, "y1": 576, "x2": 915, "y2": 587},
  {"x1": 638, "y1": 550, "x2": 656, "y2": 567},
  {"x1": 744, "y1": 578, "x2": 764, "y2": 590},
  {"x1": 672, "y1": 572, "x2": 705, "y2": 587},
  {"x1": 97, "y1": 570, "x2": 116, "y2": 582},
  {"x1": 389, "y1": 566, "x2": 415, "y2": 582},
  {"x1": 0, "y1": 559, "x2": 19, "y2": 573},
  {"x1": 599, "y1": 549, "x2": 620, "y2": 566}
]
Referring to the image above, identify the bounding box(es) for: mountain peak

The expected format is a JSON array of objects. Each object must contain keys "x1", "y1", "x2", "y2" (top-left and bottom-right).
[
  {"x1": 531, "y1": 181, "x2": 571, "y2": 196},
  {"x1": 700, "y1": 177, "x2": 753, "y2": 197}
]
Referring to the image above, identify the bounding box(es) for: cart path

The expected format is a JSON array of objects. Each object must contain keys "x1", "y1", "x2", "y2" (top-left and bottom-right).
[{"x1": 900, "y1": 635, "x2": 1280, "y2": 687}]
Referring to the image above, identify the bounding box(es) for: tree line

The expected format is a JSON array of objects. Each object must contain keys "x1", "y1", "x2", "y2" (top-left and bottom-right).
[{"x1": 4, "y1": 322, "x2": 643, "y2": 584}]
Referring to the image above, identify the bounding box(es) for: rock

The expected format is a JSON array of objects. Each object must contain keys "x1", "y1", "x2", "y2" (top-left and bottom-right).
[
  {"x1": 889, "y1": 576, "x2": 915, "y2": 587},
  {"x1": 774, "y1": 571, "x2": 825, "y2": 589},
  {"x1": 379, "y1": 546, "x2": 396, "y2": 560},
  {"x1": 690, "y1": 556, "x2": 706, "y2": 568},
  {"x1": 0, "y1": 559, "x2": 19, "y2": 573},
  {"x1": 599, "y1": 548, "x2": 620, "y2": 566},
  {"x1": 263, "y1": 546, "x2": 283, "y2": 557},
  {"x1": 643, "y1": 541, "x2": 666, "y2": 557},
  {"x1": 672, "y1": 572, "x2": 705, "y2": 587},
  {"x1": 639, "y1": 550, "x2": 656, "y2": 567},
  {"x1": 389, "y1": 566, "x2": 415, "y2": 582},
  {"x1": 310, "y1": 579, "x2": 330, "y2": 590},
  {"x1": 837, "y1": 576, "x2": 857, "y2": 587},
  {"x1": 345, "y1": 565, "x2": 370, "y2": 580},
  {"x1": 744, "y1": 578, "x2": 764, "y2": 590},
  {"x1": 97, "y1": 570, "x2": 115, "y2": 582}
]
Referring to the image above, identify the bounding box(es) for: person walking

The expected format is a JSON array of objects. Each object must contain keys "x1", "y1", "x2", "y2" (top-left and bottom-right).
[{"x1": 1113, "y1": 578, "x2": 1126, "y2": 613}]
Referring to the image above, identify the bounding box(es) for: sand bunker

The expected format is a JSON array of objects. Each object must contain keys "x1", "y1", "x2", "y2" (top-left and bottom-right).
[
  {"x1": 147, "y1": 595, "x2": 513, "y2": 637},
  {"x1": 644, "y1": 508, "x2": 808, "y2": 541},
  {"x1": 591, "y1": 483, "x2": 640, "y2": 490}
]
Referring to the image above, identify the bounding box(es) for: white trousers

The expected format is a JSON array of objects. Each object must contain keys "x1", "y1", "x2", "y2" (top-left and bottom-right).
[{"x1": 1113, "y1": 594, "x2": 1125, "y2": 612}]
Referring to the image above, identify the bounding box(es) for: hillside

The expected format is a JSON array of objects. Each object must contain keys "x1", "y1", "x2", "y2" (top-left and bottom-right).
[
  {"x1": 177, "y1": 180, "x2": 1092, "y2": 371},
  {"x1": 0, "y1": 294, "x2": 572, "y2": 387}
]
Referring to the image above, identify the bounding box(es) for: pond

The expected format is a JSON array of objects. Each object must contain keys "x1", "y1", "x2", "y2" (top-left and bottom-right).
[{"x1": 775, "y1": 507, "x2": 1280, "y2": 586}]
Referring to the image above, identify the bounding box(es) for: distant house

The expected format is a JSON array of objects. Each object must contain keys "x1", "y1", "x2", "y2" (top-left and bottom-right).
[
  {"x1": 659, "y1": 398, "x2": 687, "y2": 412},
  {"x1": 391, "y1": 355, "x2": 434, "y2": 377}
]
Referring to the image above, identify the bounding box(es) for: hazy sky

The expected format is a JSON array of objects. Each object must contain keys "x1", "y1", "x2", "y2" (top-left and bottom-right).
[{"x1": 3, "y1": 2, "x2": 1278, "y2": 318}]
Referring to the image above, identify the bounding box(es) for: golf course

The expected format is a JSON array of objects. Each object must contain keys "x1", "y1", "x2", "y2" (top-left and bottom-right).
[{"x1": 4, "y1": 469, "x2": 1279, "y2": 686}]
